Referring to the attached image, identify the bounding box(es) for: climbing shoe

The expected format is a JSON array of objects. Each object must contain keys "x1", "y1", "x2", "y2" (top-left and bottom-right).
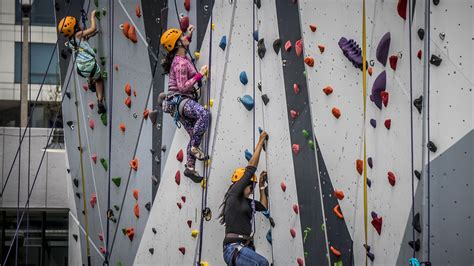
[
  {"x1": 184, "y1": 167, "x2": 203, "y2": 183},
  {"x1": 191, "y1": 146, "x2": 208, "y2": 161},
  {"x1": 97, "y1": 99, "x2": 106, "y2": 114}
]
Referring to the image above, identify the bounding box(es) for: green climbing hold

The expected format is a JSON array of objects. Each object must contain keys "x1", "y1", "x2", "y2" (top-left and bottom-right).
[
  {"x1": 321, "y1": 223, "x2": 325, "y2": 231},
  {"x1": 303, "y1": 227, "x2": 312, "y2": 243},
  {"x1": 100, "y1": 158, "x2": 108, "y2": 171},
  {"x1": 102, "y1": 8, "x2": 106, "y2": 17},
  {"x1": 94, "y1": 0, "x2": 99, "y2": 7},
  {"x1": 101, "y1": 71, "x2": 108, "y2": 80},
  {"x1": 302, "y1": 129, "x2": 310, "y2": 139},
  {"x1": 95, "y1": 11, "x2": 101, "y2": 20},
  {"x1": 112, "y1": 176, "x2": 121, "y2": 187},
  {"x1": 121, "y1": 228, "x2": 127, "y2": 235},
  {"x1": 304, "y1": 251, "x2": 308, "y2": 258},
  {"x1": 100, "y1": 113, "x2": 107, "y2": 126},
  {"x1": 303, "y1": 70, "x2": 307, "y2": 77},
  {"x1": 100, "y1": 56, "x2": 106, "y2": 66},
  {"x1": 308, "y1": 140, "x2": 315, "y2": 150},
  {"x1": 334, "y1": 260, "x2": 343, "y2": 266},
  {"x1": 93, "y1": 47, "x2": 97, "y2": 53}
]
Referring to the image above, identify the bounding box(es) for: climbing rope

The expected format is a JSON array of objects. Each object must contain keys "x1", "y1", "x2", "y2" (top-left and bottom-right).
[{"x1": 251, "y1": 0, "x2": 257, "y2": 237}]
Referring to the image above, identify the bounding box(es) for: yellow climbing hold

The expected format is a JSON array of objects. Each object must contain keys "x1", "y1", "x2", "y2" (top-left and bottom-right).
[
  {"x1": 191, "y1": 229, "x2": 199, "y2": 238},
  {"x1": 204, "y1": 104, "x2": 208, "y2": 109},
  {"x1": 194, "y1": 51, "x2": 200, "y2": 59},
  {"x1": 200, "y1": 178, "x2": 207, "y2": 188},
  {"x1": 211, "y1": 23, "x2": 215, "y2": 30},
  {"x1": 209, "y1": 99, "x2": 214, "y2": 107},
  {"x1": 200, "y1": 261, "x2": 209, "y2": 266},
  {"x1": 205, "y1": 159, "x2": 211, "y2": 166}
]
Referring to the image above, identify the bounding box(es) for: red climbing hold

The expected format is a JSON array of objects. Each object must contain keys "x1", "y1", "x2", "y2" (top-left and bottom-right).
[
  {"x1": 290, "y1": 110, "x2": 299, "y2": 119},
  {"x1": 175, "y1": 171, "x2": 181, "y2": 185},
  {"x1": 389, "y1": 55, "x2": 398, "y2": 71},
  {"x1": 295, "y1": 39, "x2": 303, "y2": 57},
  {"x1": 384, "y1": 119, "x2": 392, "y2": 130},
  {"x1": 417, "y1": 50, "x2": 422, "y2": 59},
  {"x1": 133, "y1": 189, "x2": 139, "y2": 200},
  {"x1": 91, "y1": 154, "x2": 97, "y2": 164},
  {"x1": 380, "y1": 91, "x2": 389, "y2": 107},
  {"x1": 330, "y1": 246, "x2": 341, "y2": 257},
  {"x1": 181, "y1": 196, "x2": 186, "y2": 203},
  {"x1": 293, "y1": 204, "x2": 299, "y2": 214},
  {"x1": 177, "y1": 202, "x2": 182, "y2": 209},
  {"x1": 90, "y1": 193, "x2": 97, "y2": 208},
  {"x1": 368, "y1": 67, "x2": 373, "y2": 76},
  {"x1": 290, "y1": 228, "x2": 296, "y2": 238},
  {"x1": 304, "y1": 56, "x2": 314, "y2": 67},
  {"x1": 128, "y1": 25, "x2": 138, "y2": 43},
  {"x1": 135, "y1": 4, "x2": 141, "y2": 18},
  {"x1": 143, "y1": 109, "x2": 150, "y2": 120},
  {"x1": 293, "y1": 83, "x2": 300, "y2": 94},
  {"x1": 98, "y1": 233, "x2": 104, "y2": 241},
  {"x1": 387, "y1": 171, "x2": 396, "y2": 186},
  {"x1": 134, "y1": 203, "x2": 139, "y2": 218},
  {"x1": 187, "y1": 220, "x2": 192, "y2": 228},
  {"x1": 126, "y1": 227, "x2": 135, "y2": 241},
  {"x1": 88, "y1": 102, "x2": 94, "y2": 109},
  {"x1": 371, "y1": 216, "x2": 383, "y2": 235},
  {"x1": 309, "y1": 24, "x2": 317, "y2": 32},
  {"x1": 180, "y1": 16, "x2": 190, "y2": 32},
  {"x1": 292, "y1": 144, "x2": 300, "y2": 155},
  {"x1": 333, "y1": 204, "x2": 344, "y2": 219},
  {"x1": 89, "y1": 119, "x2": 95, "y2": 130},
  {"x1": 332, "y1": 107, "x2": 341, "y2": 119},
  {"x1": 318, "y1": 44, "x2": 325, "y2": 54},
  {"x1": 297, "y1": 257, "x2": 305, "y2": 266},
  {"x1": 334, "y1": 189, "x2": 345, "y2": 200},
  {"x1": 284, "y1": 40, "x2": 292, "y2": 52},
  {"x1": 356, "y1": 159, "x2": 363, "y2": 175},
  {"x1": 280, "y1": 182, "x2": 287, "y2": 192},
  {"x1": 176, "y1": 149, "x2": 184, "y2": 162},
  {"x1": 114, "y1": 64, "x2": 119, "y2": 71},
  {"x1": 100, "y1": 247, "x2": 106, "y2": 254},
  {"x1": 178, "y1": 246, "x2": 186, "y2": 255},
  {"x1": 124, "y1": 96, "x2": 131, "y2": 108},
  {"x1": 119, "y1": 122, "x2": 126, "y2": 132},
  {"x1": 82, "y1": 84, "x2": 88, "y2": 91},
  {"x1": 122, "y1": 22, "x2": 130, "y2": 39},
  {"x1": 323, "y1": 86, "x2": 333, "y2": 95},
  {"x1": 184, "y1": 0, "x2": 190, "y2": 11},
  {"x1": 130, "y1": 158, "x2": 139, "y2": 171},
  {"x1": 397, "y1": 0, "x2": 408, "y2": 20},
  {"x1": 124, "y1": 83, "x2": 131, "y2": 96}
]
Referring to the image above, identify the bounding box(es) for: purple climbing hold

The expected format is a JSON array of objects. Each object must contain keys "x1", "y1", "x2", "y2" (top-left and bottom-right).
[
  {"x1": 370, "y1": 119, "x2": 377, "y2": 128},
  {"x1": 367, "y1": 178, "x2": 372, "y2": 188},
  {"x1": 338, "y1": 37, "x2": 367, "y2": 71},
  {"x1": 370, "y1": 71, "x2": 387, "y2": 110},
  {"x1": 367, "y1": 157, "x2": 373, "y2": 168},
  {"x1": 371, "y1": 211, "x2": 378, "y2": 219},
  {"x1": 376, "y1": 32, "x2": 391, "y2": 66}
]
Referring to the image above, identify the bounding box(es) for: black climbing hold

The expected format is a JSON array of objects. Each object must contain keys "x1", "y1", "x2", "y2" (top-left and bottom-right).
[
  {"x1": 60, "y1": 49, "x2": 68, "y2": 59},
  {"x1": 261, "y1": 94, "x2": 269, "y2": 105},
  {"x1": 413, "y1": 213, "x2": 422, "y2": 233},
  {"x1": 367, "y1": 178, "x2": 372, "y2": 188},
  {"x1": 145, "y1": 202, "x2": 152, "y2": 211},
  {"x1": 82, "y1": 210, "x2": 85, "y2": 215},
  {"x1": 66, "y1": 121, "x2": 74, "y2": 128},
  {"x1": 257, "y1": 38, "x2": 266, "y2": 59},
  {"x1": 73, "y1": 178, "x2": 79, "y2": 188},
  {"x1": 75, "y1": 192, "x2": 81, "y2": 199},
  {"x1": 66, "y1": 168, "x2": 71, "y2": 173},
  {"x1": 254, "y1": 0, "x2": 261, "y2": 8},
  {"x1": 432, "y1": 0, "x2": 439, "y2": 5},
  {"x1": 161, "y1": 145, "x2": 167, "y2": 152},
  {"x1": 269, "y1": 216, "x2": 275, "y2": 227},
  {"x1": 367, "y1": 251, "x2": 375, "y2": 262},
  {"x1": 150, "y1": 149, "x2": 155, "y2": 154},
  {"x1": 113, "y1": 205, "x2": 120, "y2": 211},
  {"x1": 152, "y1": 227, "x2": 157, "y2": 234},
  {"x1": 273, "y1": 39, "x2": 281, "y2": 54},
  {"x1": 414, "y1": 95, "x2": 423, "y2": 114},
  {"x1": 429, "y1": 54, "x2": 442, "y2": 66},
  {"x1": 72, "y1": 234, "x2": 78, "y2": 241},
  {"x1": 65, "y1": 92, "x2": 71, "y2": 99},
  {"x1": 151, "y1": 175, "x2": 158, "y2": 186},
  {"x1": 257, "y1": 81, "x2": 262, "y2": 91},
  {"x1": 427, "y1": 141, "x2": 437, "y2": 153},
  {"x1": 149, "y1": 248, "x2": 154, "y2": 255},
  {"x1": 202, "y1": 207, "x2": 212, "y2": 221},
  {"x1": 367, "y1": 157, "x2": 373, "y2": 169},
  {"x1": 417, "y1": 29, "x2": 425, "y2": 40},
  {"x1": 409, "y1": 239, "x2": 420, "y2": 251},
  {"x1": 414, "y1": 170, "x2": 421, "y2": 180}
]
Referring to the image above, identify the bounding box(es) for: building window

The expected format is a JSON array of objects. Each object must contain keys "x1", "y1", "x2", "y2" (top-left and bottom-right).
[
  {"x1": 0, "y1": 100, "x2": 62, "y2": 128},
  {"x1": 14, "y1": 43, "x2": 60, "y2": 85},
  {"x1": 15, "y1": 0, "x2": 56, "y2": 26}
]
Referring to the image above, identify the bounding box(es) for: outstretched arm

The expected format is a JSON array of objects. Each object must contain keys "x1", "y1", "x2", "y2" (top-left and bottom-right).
[
  {"x1": 248, "y1": 131, "x2": 268, "y2": 168},
  {"x1": 76, "y1": 10, "x2": 98, "y2": 39},
  {"x1": 258, "y1": 171, "x2": 268, "y2": 209}
]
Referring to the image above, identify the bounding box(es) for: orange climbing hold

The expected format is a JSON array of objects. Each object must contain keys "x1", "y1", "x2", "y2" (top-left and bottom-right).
[
  {"x1": 304, "y1": 56, "x2": 314, "y2": 67},
  {"x1": 89, "y1": 119, "x2": 95, "y2": 130},
  {"x1": 333, "y1": 204, "x2": 344, "y2": 219},
  {"x1": 126, "y1": 227, "x2": 135, "y2": 241},
  {"x1": 295, "y1": 39, "x2": 303, "y2": 57},
  {"x1": 387, "y1": 171, "x2": 396, "y2": 186},
  {"x1": 122, "y1": 22, "x2": 130, "y2": 38},
  {"x1": 323, "y1": 86, "x2": 333, "y2": 95},
  {"x1": 290, "y1": 228, "x2": 296, "y2": 238},
  {"x1": 330, "y1": 246, "x2": 341, "y2": 257},
  {"x1": 135, "y1": 4, "x2": 141, "y2": 18},
  {"x1": 368, "y1": 67, "x2": 373, "y2": 76},
  {"x1": 130, "y1": 158, "x2": 139, "y2": 170},
  {"x1": 318, "y1": 44, "x2": 325, "y2": 54},
  {"x1": 143, "y1": 109, "x2": 149, "y2": 119},
  {"x1": 331, "y1": 107, "x2": 341, "y2": 119},
  {"x1": 309, "y1": 24, "x2": 317, "y2": 32},
  {"x1": 119, "y1": 122, "x2": 126, "y2": 132},
  {"x1": 176, "y1": 149, "x2": 184, "y2": 162},
  {"x1": 132, "y1": 189, "x2": 139, "y2": 200},
  {"x1": 124, "y1": 83, "x2": 131, "y2": 96},
  {"x1": 293, "y1": 204, "x2": 299, "y2": 214},
  {"x1": 175, "y1": 170, "x2": 181, "y2": 185},
  {"x1": 128, "y1": 25, "x2": 138, "y2": 43},
  {"x1": 293, "y1": 83, "x2": 300, "y2": 94},
  {"x1": 91, "y1": 154, "x2": 97, "y2": 164},
  {"x1": 280, "y1": 181, "x2": 287, "y2": 192},
  {"x1": 178, "y1": 246, "x2": 186, "y2": 255},
  {"x1": 124, "y1": 96, "x2": 131, "y2": 108},
  {"x1": 134, "y1": 203, "x2": 139, "y2": 218},
  {"x1": 334, "y1": 189, "x2": 345, "y2": 200},
  {"x1": 292, "y1": 144, "x2": 300, "y2": 155},
  {"x1": 356, "y1": 159, "x2": 363, "y2": 175}
]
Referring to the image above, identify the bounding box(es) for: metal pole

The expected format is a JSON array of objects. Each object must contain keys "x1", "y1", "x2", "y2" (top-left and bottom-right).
[{"x1": 20, "y1": 9, "x2": 30, "y2": 127}]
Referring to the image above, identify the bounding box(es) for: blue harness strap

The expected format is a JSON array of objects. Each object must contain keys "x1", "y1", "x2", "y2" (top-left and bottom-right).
[{"x1": 169, "y1": 95, "x2": 183, "y2": 128}]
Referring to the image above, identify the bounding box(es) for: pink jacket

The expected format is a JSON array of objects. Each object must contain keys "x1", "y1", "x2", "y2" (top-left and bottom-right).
[{"x1": 168, "y1": 55, "x2": 202, "y2": 97}]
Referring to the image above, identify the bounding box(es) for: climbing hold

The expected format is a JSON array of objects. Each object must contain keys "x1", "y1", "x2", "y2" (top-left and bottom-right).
[
  {"x1": 293, "y1": 83, "x2": 300, "y2": 94},
  {"x1": 384, "y1": 119, "x2": 392, "y2": 130},
  {"x1": 183, "y1": 0, "x2": 190, "y2": 11},
  {"x1": 89, "y1": 119, "x2": 95, "y2": 130},
  {"x1": 75, "y1": 192, "x2": 81, "y2": 199},
  {"x1": 143, "y1": 109, "x2": 149, "y2": 120},
  {"x1": 323, "y1": 86, "x2": 333, "y2": 95},
  {"x1": 126, "y1": 227, "x2": 135, "y2": 241},
  {"x1": 82, "y1": 84, "x2": 88, "y2": 91},
  {"x1": 90, "y1": 193, "x2": 97, "y2": 208},
  {"x1": 119, "y1": 122, "x2": 126, "y2": 132},
  {"x1": 151, "y1": 228, "x2": 157, "y2": 234},
  {"x1": 293, "y1": 204, "x2": 299, "y2": 214},
  {"x1": 284, "y1": 40, "x2": 292, "y2": 52},
  {"x1": 88, "y1": 102, "x2": 94, "y2": 109},
  {"x1": 389, "y1": 55, "x2": 398, "y2": 70},
  {"x1": 280, "y1": 182, "x2": 287, "y2": 192},
  {"x1": 297, "y1": 257, "x2": 304, "y2": 266},
  {"x1": 417, "y1": 50, "x2": 422, "y2": 60},
  {"x1": 132, "y1": 189, "x2": 139, "y2": 200},
  {"x1": 191, "y1": 229, "x2": 199, "y2": 238},
  {"x1": 181, "y1": 196, "x2": 186, "y2": 203},
  {"x1": 91, "y1": 154, "x2": 97, "y2": 164},
  {"x1": 124, "y1": 83, "x2": 131, "y2": 96},
  {"x1": 370, "y1": 119, "x2": 377, "y2": 128},
  {"x1": 308, "y1": 140, "x2": 315, "y2": 150},
  {"x1": 370, "y1": 71, "x2": 387, "y2": 109},
  {"x1": 398, "y1": 0, "x2": 407, "y2": 20},
  {"x1": 134, "y1": 203, "x2": 139, "y2": 218},
  {"x1": 130, "y1": 158, "x2": 139, "y2": 171},
  {"x1": 66, "y1": 121, "x2": 74, "y2": 129},
  {"x1": 128, "y1": 25, "x2": 137, "y2": 43},
  {"x1": 304, "y1": 56, "x2": 314, "y2": 67},
  {"x1": 73, "y1": 178, "x2": 79, "y2": 188},
  {"x1": 409, "y1": 258, "x2": 420, "y2": 266},
  {"x1": 381, "y1": 91, "x2": 389, "y2": 107},
  {"x1": 409, "y1": 239, "x2": 420, "y2": 251},
  {"x1": 387, "y1": 171, "x2": 396, "y2": 186},
  {"x1": 368, "y1": 157, "x2": 373, "y2": 168},
  {"x1": 302, "y1": 129, "x2": 310, "y2": 139},
  {"x1": 178, "y1": 247, "x2": 186, "y2": 255},
  {"x1": 254, "y1": 0, "x2": 261, "y2": 8},
  {"x1": 364, "y1": 245, "x2": 375, "y2": 261},
  {"x1": 367, "y1": 178, "x2": 372, "y2": 187},
  {"x1": 100, "y1": 158, "x2": 108, "y2": 171},
  {"x1": 261, "y1": 94, "x2": 269, "y2": 105},
  {"x1": 124, "y1": 96, "x2": 131, "y2": 108},
  {"x1": 100, "y1": 113, "x2": 107, "y2": 126},
  {"x1": 176, "y1": 149, "x2": 184, "y2": 162},
  {"x1": 219, "y1": 36, "x2": 227, "y2": 50},
  {"x1": 257, "y1": 39, "x2": 266, "y2": 59},
  {"x1": 414, "y1": 96, "x2": 423, "y2": 113},
  {"x1": 99, "y1": 247, "x2": 106, "y2": 254},
  {"x1": 114, "y1": 64, "x2": 119, "y2": 71},
  {"x1": 112, "y1": 176, "x2": 121, "y2": 187},
  {"x1": 272, "y1": 39, "x2": 281, "y2": 54},
  {"x1": 266, "y1": 229, "x2": 272, "y2": 244},
  {"x1": 65, "y1": 92, "x2": 71, "y2": 99},
  {"x1": 427, "y1": 141, "x2": 437, "y2": 152},
  {"x1": 239, "y1": 95, "x2": 254, "y2": 111},
  {"x1": 295, "y1": 39, "x2": 303, "y2": 57},
  {"x1": 244, "y1": 149, "x2": 253, "y2": 161},
  {"x1": 368, "y1": 67, "x2": 373, "y2": 76},
  {"x1": 309, "y1": 24, "x2": 317, "y2": 32},
  {"x1": 433, "y1": 0, "x2": 439, "y2": 5},
  {"x1": 290, "y1": 110, "x2": 299, "y2": 119},
  {"x1": 417, "y1": 28, "x2": 425, "y2": 40},
  {"x1": 194, "y1": 51, "x2": 200, "y2": 59},
  {"x1": 290, "y1": 228, "x2": 296, "y2": 238},
  {"x1": 113, "y1": 205, "x2": 120, "y2": 211},
  {"x1": 149, "y1": 248, "x2": 154, "y2": 255},
  {"x1": 371, "y1": 215, "x2": 383, "y2": 235},
  {"x1": 318, "y1": 44, "x2": 325, "y2": 54},
  {"x1": 376, "y1": 32, "x2": 391, "y2": 66},
  {"x1": 144, "y1": 202, "x2": 151, "y2": 212},
  {"x1": 333, "y1": 204, "x2": 344, "y2": 219},
  {"x1": 414, "y1": 170, "x2": 421, "y2": 180},
  {"x1": 334, "y1": 190, "x2": 345, "y2": 200},
  {"x1": 429, "y1": 54, "x2": 442, "y2": 66},
  {"x1": 177, "y1": 202, "x2": 182, "y2": 209},
  {"x1": 338, "y1": 37, "x2": 366, "y2": 70},
  {"x1": 239, "y1": 71, "x2": 248, "y2": 85},
  {"x1": 180, "y1": 16, "x2": 189, "y2": 32},
  {"x1": 175, "y1": 171, "x2": 181, "y2": 185},
  {"x1": 253, "y1": 30, "x2": 259, "y2": 42},
  {"x1": 134, "y1": 4, "x2": 141, "y2": 18},
  {"x1": 356, "y1": 159, "x2": 363, "y2": 175},
  {"x1": 330, "y1": 246, "x2": 341, "y2": 257},
  {"x1": 331, "y1": 107, "x2": 341, "y2": 119},
  {"x1": 292, "y1": 144, "x2": 300, "y2": 155}
]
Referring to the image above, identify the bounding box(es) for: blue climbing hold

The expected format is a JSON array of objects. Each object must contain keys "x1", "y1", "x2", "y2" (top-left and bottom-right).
[
  {"x1": 370, "y1": 119, "x2": 376, "y2": 128},
  {"x1": 245, "y1": 149, "x2": 253, "y2": 161},
  {"x1": 219, "y1": 36, "x2": 227, "y2": 50},
  {"x1": 266, "y1": 229, "x2": 272, "y2": 244},
  {"x1": 239, "y1": 95, "x2": 254, "y2": 111},
  {"x1": 258, "y1": 127, "x2": 263, "y2": 134},
  {"x1": 240, "y1": 71, "x2": 248, "y2": 85},
  {"x1": 253, "y1": 30, "x2": 259, "y2": 42},
  {"x1": 409, "y1": 258, "x2": 420, "y2": 266},
  {"x1": 367, "y1": 178, "x2": 372, "y2": 188}
]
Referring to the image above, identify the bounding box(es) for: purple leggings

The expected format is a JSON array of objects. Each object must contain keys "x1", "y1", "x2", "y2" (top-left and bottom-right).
[{"x1": 180, "y1": 99, "x2": 210, "y2": 168}]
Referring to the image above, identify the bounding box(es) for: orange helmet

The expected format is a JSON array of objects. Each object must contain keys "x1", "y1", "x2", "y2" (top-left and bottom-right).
[
  {"x1": 58, "y1": 16, "x2": 77, "y2": 38},
  {"x1": 231, "y1": 168, "x2": 257, "y2": 183},
  {"x1": 160, "y1": 28, "x2": 182, "y2": 52}
]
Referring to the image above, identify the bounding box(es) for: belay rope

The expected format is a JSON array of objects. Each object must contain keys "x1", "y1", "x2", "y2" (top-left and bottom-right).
[{"x1": 362, "y1": 1, "x2": 369, "y2": 265}]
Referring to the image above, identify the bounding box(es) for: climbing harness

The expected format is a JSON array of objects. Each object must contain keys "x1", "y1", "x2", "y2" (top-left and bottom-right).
[{"x1": 162, "y1": 94, "x2": 189, "y2": 128}]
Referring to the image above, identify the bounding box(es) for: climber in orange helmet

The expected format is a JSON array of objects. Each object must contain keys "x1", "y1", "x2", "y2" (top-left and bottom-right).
[
  {"x1": 219, "y1": 131, "x2": 270, "y2": 266},
  {"x1": 58, "y1": 10, "x2": 106, "y2": 114}
]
